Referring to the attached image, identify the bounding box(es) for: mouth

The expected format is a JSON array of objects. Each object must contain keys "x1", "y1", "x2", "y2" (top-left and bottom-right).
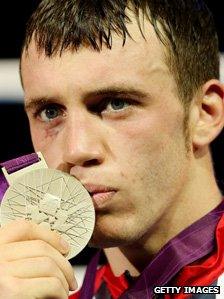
[{"x1": 83, "y1": 184, "x2": 117, "y2": 208}]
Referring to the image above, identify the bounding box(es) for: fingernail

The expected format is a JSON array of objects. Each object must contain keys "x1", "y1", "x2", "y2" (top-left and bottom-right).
[{"x1": 60, "y1": 237, "x2": 70, "y2": 252}]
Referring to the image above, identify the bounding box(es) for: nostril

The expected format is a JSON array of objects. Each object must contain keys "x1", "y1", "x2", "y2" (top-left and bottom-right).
[{"x1": 83, "y1": 159, "x2": 101, "y2": 167}]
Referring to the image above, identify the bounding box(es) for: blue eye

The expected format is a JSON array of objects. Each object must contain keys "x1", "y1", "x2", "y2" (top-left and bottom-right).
[
  {"x1": 38, "y1": 104, "x2": 63, "y2": 122},
  {"x1": 109, "y1": 99, "x2": 128, "y2": 110},
  {"x1": 90, "y1": 98, "x2": 131, "y2": 115},
  {"x1": 103, "y1": 98, "x2": 130, "y2": 113}
]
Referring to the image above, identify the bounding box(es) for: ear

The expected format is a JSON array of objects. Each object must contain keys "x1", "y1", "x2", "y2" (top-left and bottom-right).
[{"x1": 192, "y1": 80, "x2": 224, "y2": 152}]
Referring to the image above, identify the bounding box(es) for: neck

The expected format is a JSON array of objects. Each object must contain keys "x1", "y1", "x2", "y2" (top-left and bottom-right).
[{"x1": 104, "y1": 151, "x2": 223, "y2": 276}]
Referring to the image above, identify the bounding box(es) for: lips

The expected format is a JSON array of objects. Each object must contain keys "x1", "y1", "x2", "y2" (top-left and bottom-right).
[{"x1": 83, "y1": 184, "x2": 117, "y2": 208}]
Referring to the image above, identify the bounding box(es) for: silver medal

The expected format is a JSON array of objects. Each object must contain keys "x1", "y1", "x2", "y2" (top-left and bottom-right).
[{"x1": 1, "y1": 168, "x2": 95, "y2": 259}]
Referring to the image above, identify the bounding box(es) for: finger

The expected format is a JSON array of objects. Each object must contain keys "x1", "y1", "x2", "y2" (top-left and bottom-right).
[
  {"x1": 1, "y1": 257, "x2": 70, "y2": 294},
  {"x1": 21, "y1": 277, "x2": 68, "y2": 299},
  {"x1": 0, "y1": 240, "x2": 77, "y2": 290},
  {"x1": 0, "y1": 219, "x2": 70, "y2": 255}
]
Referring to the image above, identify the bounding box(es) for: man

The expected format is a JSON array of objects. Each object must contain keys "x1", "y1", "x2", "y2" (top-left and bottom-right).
[{"x1": 0, "y1": 0, "x2": 224, "y2": 298}]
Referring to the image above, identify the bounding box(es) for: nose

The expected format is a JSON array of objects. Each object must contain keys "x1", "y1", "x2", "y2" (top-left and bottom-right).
[{"x1": 62, "y1": 113, "x2": 105, "y2": 168}]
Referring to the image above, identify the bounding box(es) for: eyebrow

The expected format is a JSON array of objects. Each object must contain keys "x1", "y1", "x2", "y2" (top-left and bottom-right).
[
  {"x1": 24, "y1": 97, "x2": 60, "y2": 111},
  {"x1": 83, "y1": 87, "x2": 148, "y2": 99},
  {"x1": 24, "y1": 86, "x2": 148, "y2": 111}
]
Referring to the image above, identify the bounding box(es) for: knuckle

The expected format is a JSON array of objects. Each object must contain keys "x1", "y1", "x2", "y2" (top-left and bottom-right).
[
  {"x1": 16, "y1": 219, "x2": 32, "y2": 236},
  {"x1": 0, "y1": 276, "x2": 20, "y2": 297},
  {"x1": 50, "y1": 277, "x2": 64, "y2": 293},
  {"x1": 46, "y1": 261, "x2": 69, "y2": 294},
  {"x1": 0, "y1": 247, "x2": 6, "y2": 262},
  {"x1": 34, "y1": 239, "x2": 49, "y2": 251},
  {"x1": 0, "y1": 261, "x2": 8, "y2": 274},
  {"x1": 41, "y1": 256, "x2": 55, "y2": 271}
]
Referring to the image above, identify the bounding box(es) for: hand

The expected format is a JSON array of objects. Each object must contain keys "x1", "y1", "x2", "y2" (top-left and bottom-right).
[{"x1": 0, "y1": 219, "x2": 77, "y2": 299}]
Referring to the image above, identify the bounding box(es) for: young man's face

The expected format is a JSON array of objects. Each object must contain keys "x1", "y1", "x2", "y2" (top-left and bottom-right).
[{"x1": 21, "y1": 19, "x2": 192, "y2": 249}]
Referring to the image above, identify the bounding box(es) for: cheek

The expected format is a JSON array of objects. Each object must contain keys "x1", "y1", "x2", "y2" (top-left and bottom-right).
[
  {"x1": 30, "y1": 125, "x2": 57, "y2": 161},
  {"x1": 110, "y1": 113, "x2": 182, "y2": 168},
  {"x1": 112, "y1": 113, "x2": 188, "y2": 193},
  {"x1": 30, "y1": 125, "x2": 45, "y2": 151},
  {"x1": 30, "y1": 124, "x2": 67, "y2": 170}
]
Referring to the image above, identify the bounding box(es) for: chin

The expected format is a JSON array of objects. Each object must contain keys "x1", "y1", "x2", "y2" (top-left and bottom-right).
[
  {"x1": 88, "y1": 221, "x2": 138, "y2": 248},
  {"x1": 89, "y1": 235, "x2": 128, "y2": 249}
]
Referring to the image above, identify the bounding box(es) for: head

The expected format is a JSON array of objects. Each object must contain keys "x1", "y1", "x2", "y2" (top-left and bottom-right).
[
  {"x1": 23, "y1": 0, "x2": 220, "y2": 110},
  {"x1": 21, "y1": 0, "x2": 224, "y2": 250}
]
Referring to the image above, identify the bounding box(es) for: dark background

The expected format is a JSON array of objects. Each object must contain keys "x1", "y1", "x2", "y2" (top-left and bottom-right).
[
  {"x1": 0, "y1": 1, "x2": 223, "y2": 264},
  {"x1": 0, "y1": 0, "x2": 223, "y2": 58}
]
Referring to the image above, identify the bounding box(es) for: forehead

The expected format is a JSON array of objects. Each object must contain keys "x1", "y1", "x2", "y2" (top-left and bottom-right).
[{"x1": 21, "y1": 16, "x2": 173, "y2": 99}]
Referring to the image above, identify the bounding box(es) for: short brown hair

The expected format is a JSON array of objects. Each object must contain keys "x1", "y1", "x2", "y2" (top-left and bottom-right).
[{"x1": 22, "y1": 0, "x2": 220, "y2": 106}]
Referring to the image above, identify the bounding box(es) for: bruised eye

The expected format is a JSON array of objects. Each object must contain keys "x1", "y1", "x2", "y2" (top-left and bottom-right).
[{"x1": 36, "y1": 104, "x2": 64, "y2": 122}]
